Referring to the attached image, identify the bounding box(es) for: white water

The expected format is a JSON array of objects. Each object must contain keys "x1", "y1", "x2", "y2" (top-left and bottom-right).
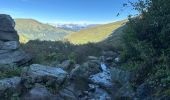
[
  {"x1": 101, "y1": 63, "x2": 107, "y2": 72},
  {"x1": 89, "y1": 63, "x2": 112, "y2": 88}
]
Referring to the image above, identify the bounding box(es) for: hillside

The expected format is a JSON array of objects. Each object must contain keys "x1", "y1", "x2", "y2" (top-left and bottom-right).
[
  {"x1": 65, "y1": 20, "x2": 127, "y2": 44},
  {"x1": 15, "y1": 19, "x2": 73, "y2": 43}
]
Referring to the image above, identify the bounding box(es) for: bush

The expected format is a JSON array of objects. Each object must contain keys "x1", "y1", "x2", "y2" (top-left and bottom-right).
[{"x1": 121, "y1": 0, "x2": 170, "y2": 96}]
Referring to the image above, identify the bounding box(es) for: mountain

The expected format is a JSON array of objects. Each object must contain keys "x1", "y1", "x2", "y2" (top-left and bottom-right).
[
  {"x1": 15, "y1": 19, "x2": 73, "y2": 43},
  {"x1": 51, "y1": 23, "x2": 98, "y2": 31},
  {"x1": 65, "y1": 20, "x2": 127, "y2": 44}
]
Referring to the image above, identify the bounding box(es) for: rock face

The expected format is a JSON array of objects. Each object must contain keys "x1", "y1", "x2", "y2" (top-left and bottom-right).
[
  {"x1": 23, "y1": 84, "x2": 54, "y2": 100},
  {"x1": 70, "y1": 61, "x2": 101, "y2": 79},
  {"x1": 22, "y1": 64, "x2": 68, "y2": 88},
  {"x1": 0, "y1": 14, "x2": 31, "y2": 66},
  {"x1": 0, "y1": 77, "x2": 21, "y2": 97},
  {"x1": 0, "y1": 14, "x2": 19, "y2": 41}
]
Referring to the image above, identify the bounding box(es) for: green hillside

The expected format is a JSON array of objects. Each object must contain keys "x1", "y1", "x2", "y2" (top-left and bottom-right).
[
  {"x1": 15, "y1": 19, "x2": 73, "y2": 43},
  {"x1": 65, "y1": 20, "x2": 127, "y2": 44}
]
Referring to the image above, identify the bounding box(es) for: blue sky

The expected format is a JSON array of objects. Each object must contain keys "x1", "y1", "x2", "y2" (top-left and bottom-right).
[{"x1": 0, "y1": 0, "x2": 138, "y2": 24}]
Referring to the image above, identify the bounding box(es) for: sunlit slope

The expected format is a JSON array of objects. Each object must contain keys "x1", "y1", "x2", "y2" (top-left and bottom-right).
[
  {"x1": 15, "y1": 19, "x2": 73, "y2": 43},
  {"x1": 65, "y1": 20, "x2": 127, "y2": 44}
]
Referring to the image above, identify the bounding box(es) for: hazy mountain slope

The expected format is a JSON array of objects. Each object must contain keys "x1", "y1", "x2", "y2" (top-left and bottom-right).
[
  {"x1": 65, "y1": 20, "x2": 127, "y2": 44},
  {"x1": 55, "y1": 24, "x2": 99, "y2": 31},
  {"x1": 15, "y1": 19, "x2": 73, "y2": 43}
]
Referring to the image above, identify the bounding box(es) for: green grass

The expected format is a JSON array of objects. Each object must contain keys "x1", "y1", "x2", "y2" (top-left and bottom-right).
[
  {"x1": 65, "y1": 20, "x2": 127, "y2": 44},
  {"x1": 15, "y1": 19, "x2": 73, "y2": 43}
]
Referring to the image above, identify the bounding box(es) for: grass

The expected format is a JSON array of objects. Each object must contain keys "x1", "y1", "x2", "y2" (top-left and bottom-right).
[
  {"x1": 65, "y1": 20, "x2": 127, "y2": 44},
  {"x1": 15, "y1": 19, "x2": 73, "y2": 43}
]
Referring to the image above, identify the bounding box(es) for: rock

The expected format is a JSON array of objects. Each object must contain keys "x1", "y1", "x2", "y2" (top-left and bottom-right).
[
  {"x1": 0, "y1": 14, "x2": 19, "y2": 41},
  {"x1": 0, "y1": 77, "x2": 21, "y2": 97},
  {"x1": 22, "y1": 64, "x2": 68, "y2": 87},
  {"x1": 102, "y1": 51, "x2": 116, "y2": 57},
  {"x1": 110, "y1": 68, "x2": 130, "y2": 84},
  {"x1": 23, "y1": 84, "x2": 54, "y2": 100},
  {"x1": 88, "y1": 56, "x2": 98, "y2": 60},
  {"x1": 89, "y1": 70, "x2": 112, "y2": 88},
  {"x1": 0, "y1": 14, "x2": 31, "y2": 67},
  {"x1": 70, "y1": 61, "x2": 101, "y2": 79},
  {"x1": 87, "y1": 87, "x2": 111, "y2": 100},
  {"x1": 0, "y1": 41, "x2": 19, "y2": 50},
  {"x1": 0, "y1": 49, "x2": 31, "y2": 65},
  {"x1": 60, "y1": 60, "x2": 73, "y2": 70},
  {"x1": 114, "y1": 57, "x2": 120, "y2": 63},
  {"x1": 59, "y1": 88, "x2": 77, "y2": 100}
]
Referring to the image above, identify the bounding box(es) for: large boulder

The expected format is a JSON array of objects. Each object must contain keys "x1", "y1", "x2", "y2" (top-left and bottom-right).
[
  {"x1": 22, "y1": 64, "x2": 68, "y2": 88},
  {"x1": 0, "y1": 50, "x2": 30, "y2": 65},
  {"x1": 23, "y1": 84, "x2": 55, "y2": 100},
  {"x1": 0, "y1": 14, "x2": 19, "y2": 41},
  {"x1": 0, "y1": 77, "x2": 21, "y2": 98},
  {"x1": 70, "y1": 61, "x2": 101, "y2": 79},
  {"x1": 0, "y1": 14, "x2": 31, "y2": 67},
  {"x1": 0, "y1": 41, "x2": 19, "y2": 50}
]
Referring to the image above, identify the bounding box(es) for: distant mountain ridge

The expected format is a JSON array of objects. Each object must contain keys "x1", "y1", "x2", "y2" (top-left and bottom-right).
[
  {"x1": 15, "y1": 19, "x2": 73, "y2": 43},
  {"x1": 50, "y1": 23, "x2": 98, "y2": 31},
  {"x1": 65, "y1": 20, "x2": 128, "y2": 44}
]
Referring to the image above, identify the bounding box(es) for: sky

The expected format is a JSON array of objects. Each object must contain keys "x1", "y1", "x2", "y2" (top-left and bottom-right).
[{"x1": 0, "y1": 0, "x2": 138, "y2": 24}]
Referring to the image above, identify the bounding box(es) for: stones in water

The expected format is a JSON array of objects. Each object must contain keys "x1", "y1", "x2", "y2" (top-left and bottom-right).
[
  {"x1": 89, "y1": 64, "x2": 112, "y2": 89},
  {"x1": 70, "y1": 61, "x2": 101, "y2": 79}
]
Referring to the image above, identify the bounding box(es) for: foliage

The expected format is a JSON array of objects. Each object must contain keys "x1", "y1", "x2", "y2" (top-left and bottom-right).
[
  {"x1": 21, "y1": 40, "x2": 110, "y2": 65},
  {"x1": 0, "y1": 67, "x2": 22, "y2": 79},
  {"x1": 121, "y1": 0, "x2": 170, "y2": 96}
]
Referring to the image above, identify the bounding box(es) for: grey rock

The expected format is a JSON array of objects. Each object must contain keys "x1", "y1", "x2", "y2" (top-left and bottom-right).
[
  {"x1": 23, "y1": 84, "x2": 53, "y2": 100},
  {"x1": 59, "y1": 88, "x2": 77, "y2": 100},
  {"x1": 0, "y1": 49, "x2": 31, "y2": 65},
  {"x1": 0, "y1": 41, "x2": 19, "y2": 50},
  {"x1": 70, "y1": 61, "x2": 101, "y2": 79},
  {"x1": 102, "y1": 51, "x2": 117, "y2": 58},
  {"x1": 89, "y1": 70, "x2": 112, "y2": 88},
  {"x1": 87, "y1": 87, "x2": 111, "y2": 100},
  {"x1": 0, "y1": 50, "x2": 11, "y2": 54},
  {"x1": 0, "y1": 14, "x2": 19, "y2": 41},
  {"x1": 60, "y1": 60, "x2": 73, "y2": 70},
  {"x1": 88, "y1": 56, "x2": 98, "y2": 61},
  {"x1": 23, "y1": 64, "x2": 68, "y2": 85},
  {"x1": 0, "y1": 77, "x2": 21, "y2": 97},
  {"x1": 0, "y1": 14, "x2": 15, "y2": 31}
]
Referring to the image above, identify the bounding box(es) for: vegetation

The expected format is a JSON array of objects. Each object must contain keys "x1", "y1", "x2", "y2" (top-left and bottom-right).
[
  {"x1": 121, "y1": 0, "x2": 170, "y2": 96},
  {"x1": 21, "y1": 40, "x2": 109, "y2": 65},
  {"x1": 15, "y1": 19, "x2": 73, "y2": 43},
  {"x1": 65, "y1": 20, "x2": 127, "y2": 44}
]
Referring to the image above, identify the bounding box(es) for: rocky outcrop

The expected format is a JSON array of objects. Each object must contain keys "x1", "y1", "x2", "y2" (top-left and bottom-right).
[
  {"x1": 0, "y1": 14, "x2": 31, "y2": 67},
  {"x1": 0, "y1": 14, "x2": 19, "y2": 41},
  {"x1": 70, "y1": 61, "x2": 101, "y2": 79},
  {"x1": 22, "y1": 64, "x2": 68, "y2": 88},
  {"x1": 0, "y1": 77, "x2": 21, "y2": 98},
  {"x1": 23, "y1": 84, "x2": 54, "y2": 100}
]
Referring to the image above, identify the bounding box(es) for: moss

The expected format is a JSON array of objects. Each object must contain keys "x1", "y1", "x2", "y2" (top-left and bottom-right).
[{"x1": 0, "y1": 67, "x2": 22, "y2": 79}]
